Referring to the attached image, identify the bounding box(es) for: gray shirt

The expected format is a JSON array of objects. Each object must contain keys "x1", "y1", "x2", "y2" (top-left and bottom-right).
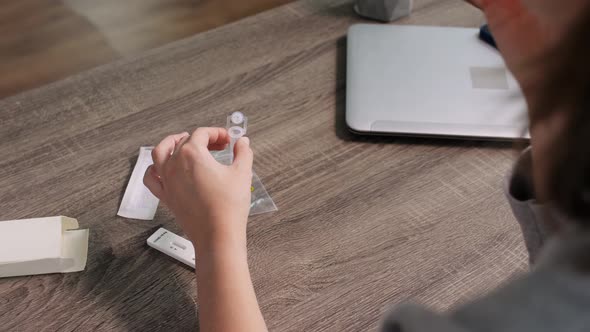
[{"x1": 380, "y1": 148, "x2": 590, "y2": 331}]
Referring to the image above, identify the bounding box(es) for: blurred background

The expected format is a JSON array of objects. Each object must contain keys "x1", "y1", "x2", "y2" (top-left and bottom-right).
[{"x1": 0, "y1": 0, "x2": 293, "y2": 99}]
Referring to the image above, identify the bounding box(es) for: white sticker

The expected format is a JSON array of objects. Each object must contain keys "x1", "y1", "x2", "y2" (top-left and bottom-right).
[{"x1": 117, "y1": 147, "x2": 159, "y2": 220}]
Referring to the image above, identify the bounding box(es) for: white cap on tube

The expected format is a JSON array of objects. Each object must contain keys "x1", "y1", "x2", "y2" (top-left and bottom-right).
[{"x1": 226, "y1": 112, "x2": 248, "y2": 163}]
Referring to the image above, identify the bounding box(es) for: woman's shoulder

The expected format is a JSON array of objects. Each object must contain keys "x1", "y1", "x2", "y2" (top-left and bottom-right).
[{"x1": 381, "y1": 230, "x2": 590, "y2": 332}]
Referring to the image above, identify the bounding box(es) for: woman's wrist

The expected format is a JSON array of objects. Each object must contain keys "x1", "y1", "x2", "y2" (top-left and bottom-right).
[
  {"x1": 194, "y1": 237, "x2": 248, "y2": 267},
  {"x1": 184, "y1": 217, "x2": 248, "y2": 256}
]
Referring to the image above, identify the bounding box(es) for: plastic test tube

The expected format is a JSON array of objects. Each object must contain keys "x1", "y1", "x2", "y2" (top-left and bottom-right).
[{"x1": 226, "y1": 111, "x2": 247, "y2": 163}]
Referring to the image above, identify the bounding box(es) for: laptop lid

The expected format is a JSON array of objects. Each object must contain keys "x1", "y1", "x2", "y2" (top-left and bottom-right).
[{"x1": 346, "y1": 24, "x2": 528, "y2": 140}]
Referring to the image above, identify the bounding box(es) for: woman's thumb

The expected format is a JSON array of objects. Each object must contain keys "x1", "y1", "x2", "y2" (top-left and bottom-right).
[{"x1": 233, "y1": 137, "x2": 253, "y2": 172}]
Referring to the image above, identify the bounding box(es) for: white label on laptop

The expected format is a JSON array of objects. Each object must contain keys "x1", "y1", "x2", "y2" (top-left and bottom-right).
[{"x1": 118, "y1": 147, "x2": 159, "y2": 220}]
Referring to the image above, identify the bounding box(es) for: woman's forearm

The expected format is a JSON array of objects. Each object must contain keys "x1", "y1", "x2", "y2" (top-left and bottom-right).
[
  {"x1": 195, "y1": 236, "x2": 267, "y2": 332},
  {"x1": 144, "y1": 128, "x2": 262, "y2": 331}
]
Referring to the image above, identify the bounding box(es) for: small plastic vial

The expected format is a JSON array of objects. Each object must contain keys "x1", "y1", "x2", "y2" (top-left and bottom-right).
[{"x1": 226, "y1": 112, "x2": 248, "y2": 162}]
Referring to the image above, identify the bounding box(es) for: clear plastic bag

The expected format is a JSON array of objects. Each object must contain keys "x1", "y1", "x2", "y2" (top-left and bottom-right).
[
  {"x1": 249, "y1": 170, "x2": 278, "y2": 216},
  {"x1": 211, "y1": 150, "x2": 277, "y2": 216}
]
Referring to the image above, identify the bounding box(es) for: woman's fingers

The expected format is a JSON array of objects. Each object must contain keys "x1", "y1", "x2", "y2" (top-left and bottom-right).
[
  {"x1": 143, "y1": 165, "x2": 164, "y2": 200},
  {"x1": 172, "y1": 134, "x2": 191, "y2": 156},
  {"x1": 152, "y1": 132, "x2": 189, "y2": 173},
  {"x1": 465, "y1": 0, "x2": 529, "y2": 21},
  {"x1": 232, "y1": 137, "x2": 253, "y2": 174},
  {"x1": 189, "y1": 127, "x2": 230, "y2": 151},
  {"x1": 484, "y1": 0, "x2": 528, "y2": 24},
  {"x1": 465, "y1": 0, "x2": 485, "y2": 10},
  {"x1": 208, "y1": 142, "x2": 230, "y2": 151}
]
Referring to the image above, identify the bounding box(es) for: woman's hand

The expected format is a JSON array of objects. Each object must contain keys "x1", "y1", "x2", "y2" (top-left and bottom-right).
[
  {"x1": 143, "y1": 127, "x2": 253, "y2": 252},
  {"x1": 145, "y1": 128, "x2": 266, "y2": 332},
  {"x1": 467, "y1": 0, "x2": 556, "y2": 106}
]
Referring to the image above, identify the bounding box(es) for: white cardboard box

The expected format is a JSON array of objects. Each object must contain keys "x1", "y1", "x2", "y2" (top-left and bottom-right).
[{"x1": 0, "y1": 216, "x2": 89, "y2": 278}]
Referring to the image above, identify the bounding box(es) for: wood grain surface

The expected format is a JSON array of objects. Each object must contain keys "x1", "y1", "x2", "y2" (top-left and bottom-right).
[
  {"x1": 0, "y1": 0, "x2": 528, "y2": 331},
  {"x1": 0, "y1": 0, "x2": 294, "y2": 99}
]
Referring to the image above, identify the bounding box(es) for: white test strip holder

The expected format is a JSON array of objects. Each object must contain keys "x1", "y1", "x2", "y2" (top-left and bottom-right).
[{"x1": 147, "y1": 228, "x2": 195, "y2": 269}]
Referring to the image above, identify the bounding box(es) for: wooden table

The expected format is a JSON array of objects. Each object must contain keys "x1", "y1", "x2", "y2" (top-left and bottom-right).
[{"x1": 0, "y1": 0, "x2": 528, "y2": 330}]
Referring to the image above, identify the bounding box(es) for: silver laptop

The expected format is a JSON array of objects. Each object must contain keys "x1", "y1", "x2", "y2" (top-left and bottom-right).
[{"x1": 346, "y1": 24, "x2": 528, "y2": 140}]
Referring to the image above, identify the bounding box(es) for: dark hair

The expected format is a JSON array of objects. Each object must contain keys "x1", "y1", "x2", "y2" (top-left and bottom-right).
[{"x1": 532, "y1": 6, "x2": 590, "y2": 221}]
